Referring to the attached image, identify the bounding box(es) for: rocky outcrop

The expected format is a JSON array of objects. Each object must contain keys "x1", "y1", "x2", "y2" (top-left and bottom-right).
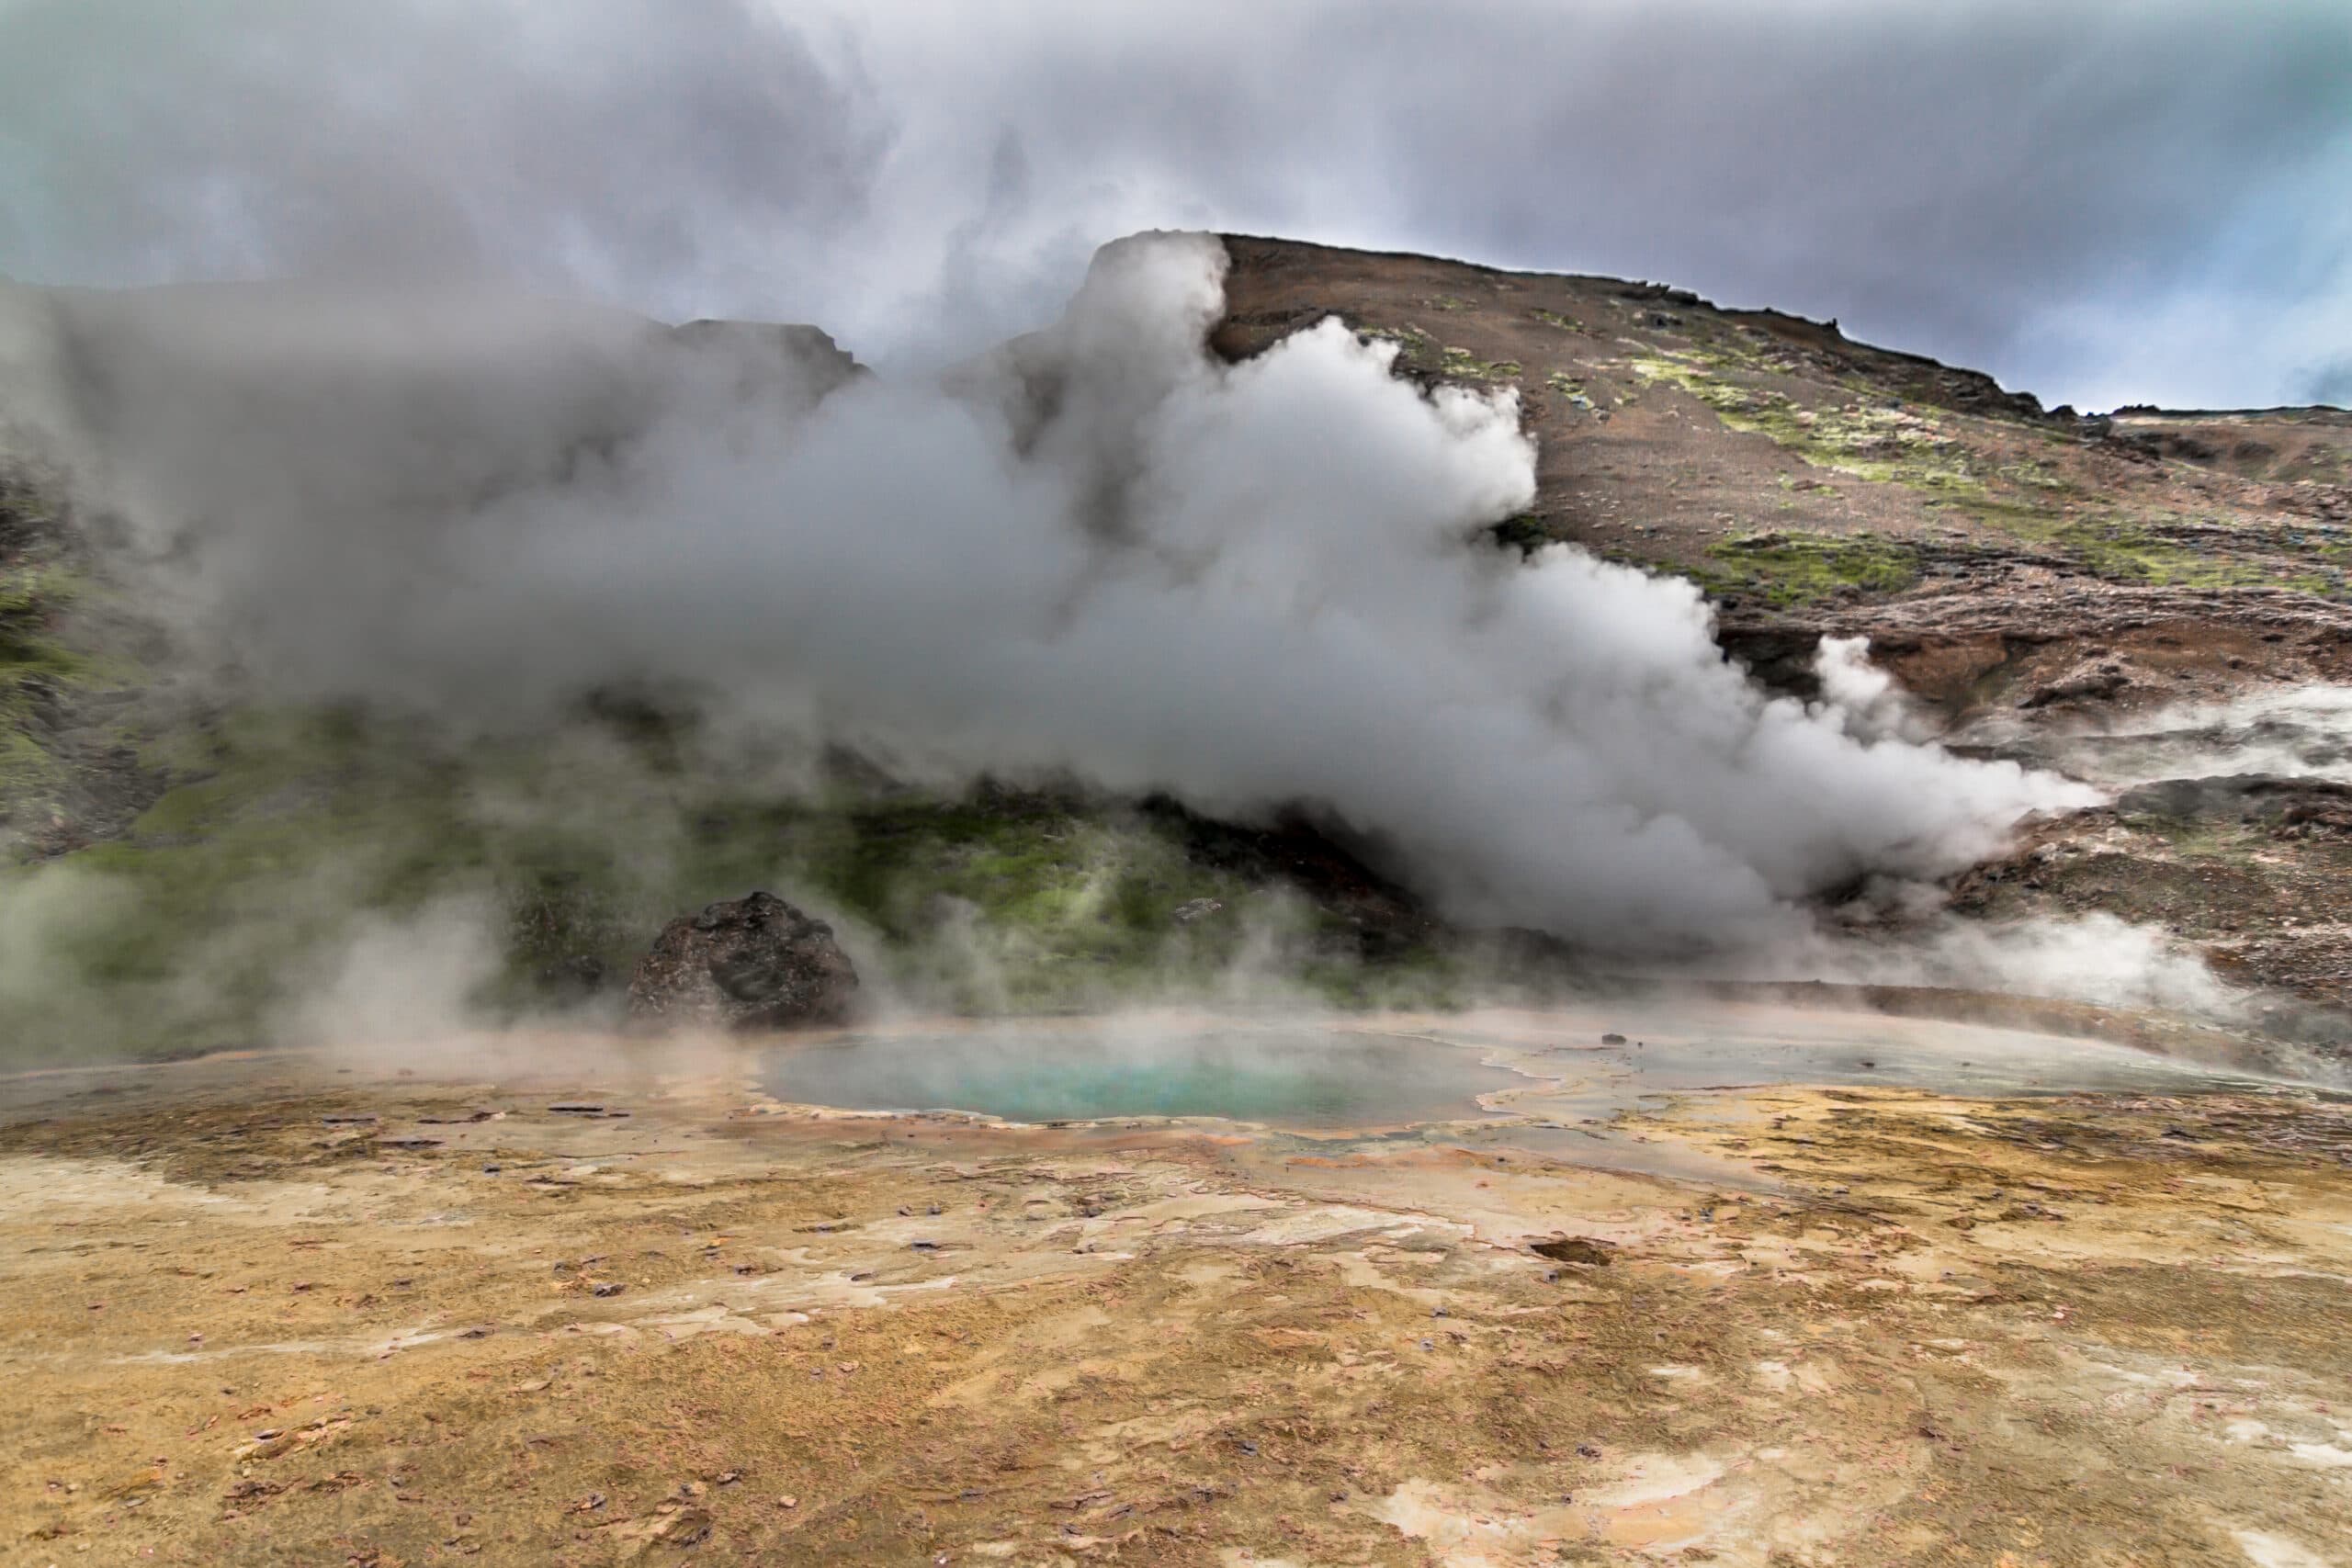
[{"x1": 627, "y1": 891, "x2": 859, "y2": 1032}]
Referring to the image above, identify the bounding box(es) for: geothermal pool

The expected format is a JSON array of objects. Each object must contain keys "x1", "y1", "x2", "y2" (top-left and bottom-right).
[
  {"x1": 758, "y1": 1007, "x2": 2300, "y2": 1130},
  {"x1": 762, "y1": 1020, "x2": 1528, "y2": 1129}
]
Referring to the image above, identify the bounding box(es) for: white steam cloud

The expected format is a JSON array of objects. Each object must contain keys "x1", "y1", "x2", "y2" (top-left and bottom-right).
[{"x1": 1, "y1": 232, "x2": 2098, "y2": 964}]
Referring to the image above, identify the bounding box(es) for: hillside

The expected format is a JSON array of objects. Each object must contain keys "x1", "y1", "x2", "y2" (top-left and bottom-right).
[
  {"x1": 1216, "y1": 235, "x2": 2352, "y2": 671},
  {"x1": 1213, "y1": 237, "x2": 2352, "y2": 1015},
  {"x1": 4, "y1": 235, "x2": 2350, "y2": 1063}
]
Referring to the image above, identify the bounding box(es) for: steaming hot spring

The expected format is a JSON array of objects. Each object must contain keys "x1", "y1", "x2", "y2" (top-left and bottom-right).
[{"x1": 6, "y1": 230, "x2": 2349, "y2": 1563}]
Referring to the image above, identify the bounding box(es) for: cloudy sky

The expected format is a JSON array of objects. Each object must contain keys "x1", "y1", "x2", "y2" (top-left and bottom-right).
[{"x1": 1, "y1": 0, "x2": 2346, "y2": 410}]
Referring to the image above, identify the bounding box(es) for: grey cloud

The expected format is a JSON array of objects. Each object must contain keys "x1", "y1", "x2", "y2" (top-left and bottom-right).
[
  {"x1": 3, "y1": 0, "x2": 2346, "y2": 404},
  {"x1": 885, "y1": 0, "x2": 2352, "y2": 407},
  {"x1": 0, "y1": 0, "x2": 891, "y2": 320}
]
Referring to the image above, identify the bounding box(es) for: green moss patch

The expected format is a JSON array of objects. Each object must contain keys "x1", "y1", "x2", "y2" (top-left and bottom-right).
[
  {"x1": 1630, "y1": 352, "x2": 1984, "y2": 493},
  {"x1": 1357, "y1": 324, "x2": 1520, "y2": 384},
  {"x1": 1694, "y1": 530, "x2": 1922, "y2": 607},
  {"x1": 1544, "y1": 372, "x2": 1598, "y2": 411},
  {"x1": 0, "y1": 702, "x2": 1464, "y2": 1063}
]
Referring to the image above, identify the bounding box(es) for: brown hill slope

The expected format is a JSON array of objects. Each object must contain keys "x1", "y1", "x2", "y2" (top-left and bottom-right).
[
  {"x1": 1216, "y1": 234, "x2": 2352, "y2": 710},
  {"x1": 1211, "y1": 237, "x2": 2352, "y2": 1016}
]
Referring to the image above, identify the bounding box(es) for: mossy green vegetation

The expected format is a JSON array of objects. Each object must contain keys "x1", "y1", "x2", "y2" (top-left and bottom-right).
[
  {"x1": 1356, "y1": 324, "x2": 1519, "y2": 383},
  {"x1": 1544, "y1": 372, "x2": 1598, "y2": 411},
  {"x1": 1438, "y1": 346, "x2": 1521, "y2": 382},
  {"x1": 1627, "y1": 348, "x2": 2349, "y2": 600},
  {"x1": 1629, "y1": 351, "x2": 1984, "y2": 493},
  {"x1": 1970, "y1": 506, "x2": 2352, "y2": 597},
  {"x1": 2, "y1": 463, "x2": 163, "y2": 836},
  {"x1": 1693, "y1": 530, "x2": 1922, "y2": 607},
  {"x1": 0, "y1": 560, "x2": 90, "y2": 822},
  {"x1": 0, "y1": 704, "x2": 1460, "y2": 1064}
]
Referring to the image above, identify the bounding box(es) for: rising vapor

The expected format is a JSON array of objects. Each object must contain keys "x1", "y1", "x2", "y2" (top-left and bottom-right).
[{"x1": 0, "y1": 233, "x2": 2097, "y2": 964}]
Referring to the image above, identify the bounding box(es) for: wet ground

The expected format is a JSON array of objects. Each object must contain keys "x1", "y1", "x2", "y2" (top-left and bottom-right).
[{"x1": 4, "y1": 1006, "x2": 2349, "y2": 1566}]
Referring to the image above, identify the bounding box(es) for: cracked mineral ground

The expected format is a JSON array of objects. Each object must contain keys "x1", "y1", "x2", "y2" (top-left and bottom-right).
[{"x1": 3, "y1": 1008, "x2": 2348, "y2": 1565}]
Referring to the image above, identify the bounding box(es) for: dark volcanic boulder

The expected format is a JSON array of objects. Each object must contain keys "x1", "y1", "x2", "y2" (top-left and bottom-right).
[{"x1": 627, "y1": 892, "x2": 859, "y2": 1032}]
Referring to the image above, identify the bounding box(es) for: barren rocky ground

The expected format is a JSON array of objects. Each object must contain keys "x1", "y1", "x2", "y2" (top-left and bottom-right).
[{"x1": 4, "y1": 1011, "x2": 2348, "y2": 1567}]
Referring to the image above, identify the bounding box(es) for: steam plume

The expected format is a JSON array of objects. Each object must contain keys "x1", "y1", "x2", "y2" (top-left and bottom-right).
[{"x1": 0, "y1": 232, "x2": 2096, "y2": 962}]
